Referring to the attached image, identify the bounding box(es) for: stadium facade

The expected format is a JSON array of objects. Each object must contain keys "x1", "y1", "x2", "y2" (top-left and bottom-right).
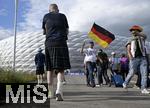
[{"x1": 0, "y1": 31, "x2": 150, "y2": 72}]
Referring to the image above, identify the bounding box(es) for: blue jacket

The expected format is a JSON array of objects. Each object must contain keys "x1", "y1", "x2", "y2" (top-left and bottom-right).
[{"x1": 35, "y1": 52, "x2": 45, "y2": 67}]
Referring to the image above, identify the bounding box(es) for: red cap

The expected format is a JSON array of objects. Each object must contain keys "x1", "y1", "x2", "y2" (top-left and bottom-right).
[{"x1": 129, "y1": 25, "x2": 143, "y2": 32}]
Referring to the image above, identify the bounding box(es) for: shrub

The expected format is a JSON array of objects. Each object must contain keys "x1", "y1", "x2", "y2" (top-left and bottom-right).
[{"x1": 0, "y1": 68, "x2": 36, "y2": 83}]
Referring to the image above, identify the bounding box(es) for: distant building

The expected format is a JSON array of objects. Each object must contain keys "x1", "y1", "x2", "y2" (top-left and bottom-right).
[{"x1": 0, "y1": 31, "x2": 150, "y2": 72}]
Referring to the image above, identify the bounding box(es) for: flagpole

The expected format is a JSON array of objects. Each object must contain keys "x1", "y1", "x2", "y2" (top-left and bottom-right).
[{"x1": 13, "y1": 0, "x2": 18, "y2": 72}]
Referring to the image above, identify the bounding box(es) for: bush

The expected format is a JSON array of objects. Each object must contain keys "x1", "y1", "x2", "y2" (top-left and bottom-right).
[{"x1": 0, "y1": 68, "x2": 36, "y2": 83}]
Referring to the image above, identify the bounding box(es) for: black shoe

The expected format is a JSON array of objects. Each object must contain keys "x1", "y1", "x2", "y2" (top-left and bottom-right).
[
  {"x1": 87, "y1": 84, "x2": 91, "y2": 87},
  {"x1": 108, "y1": 83, "x2": 111, "y2": 87},
  {"x1": 91, "y1": 84, "x2": 96, "y2": 88},
  {"x1": 56, "y1": 93, "x2": 63, "y2": 101}
]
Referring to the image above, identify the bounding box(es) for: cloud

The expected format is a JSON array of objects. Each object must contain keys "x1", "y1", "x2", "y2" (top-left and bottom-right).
[
  {"x1": 66, "y1": 0, "x2": 150, "y2": 36},
  {"x1": 0, "y1": 27, "x2": 13, "y2": 40},
  {"x1": 19, "y1": 0, "x2": 150, "y2": 39},
  {"x1": 19, "y1": 0, "x2": 72, "y2": 31},
  {"x1": 0, "y1": 9, "x2": 7, "y2": 16},
  {"x1": 19, "y1": 0, "x2": 49, "y2": 31}
]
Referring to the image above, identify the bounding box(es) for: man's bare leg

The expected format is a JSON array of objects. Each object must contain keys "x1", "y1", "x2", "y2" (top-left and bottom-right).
[
  {"x1": 40, "y1": 74, "x2": 43, "y2": 84},
  {"x1": 47, "y1": 70, "x2": 54, "y2": 98},
  {"x1": 37, "y1": 75, "x2": 40, "y2": 85}
]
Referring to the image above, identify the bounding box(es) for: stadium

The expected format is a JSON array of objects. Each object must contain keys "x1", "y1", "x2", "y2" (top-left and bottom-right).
[{"x1": 0, "y1": 31, "x2": 150, "y2": 72}]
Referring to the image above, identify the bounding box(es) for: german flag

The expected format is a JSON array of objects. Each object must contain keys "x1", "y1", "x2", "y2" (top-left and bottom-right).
[{"x1": 88, "y1": 23, "x2": 115, "y2": 48}]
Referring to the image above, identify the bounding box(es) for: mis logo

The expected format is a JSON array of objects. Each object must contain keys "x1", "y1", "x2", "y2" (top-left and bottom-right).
[{"x1": 0, "y1": 83, "x2": 50, "y2": 105}]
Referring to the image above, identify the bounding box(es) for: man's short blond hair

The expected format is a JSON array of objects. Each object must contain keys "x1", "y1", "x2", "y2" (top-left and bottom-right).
[{"x1": 49, "y1": 4, "x2": 59, "y2": 12}]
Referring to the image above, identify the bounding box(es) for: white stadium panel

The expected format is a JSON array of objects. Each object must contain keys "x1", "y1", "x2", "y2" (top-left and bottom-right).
[{"x1": 0, "y1": 31, "x2": 150, "y2": 72}]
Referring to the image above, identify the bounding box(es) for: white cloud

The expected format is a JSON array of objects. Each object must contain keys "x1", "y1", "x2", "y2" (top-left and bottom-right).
[
  {"x1": 19, "y1": 0, "x2": 150, "y2": 39},
  {"x1": 66, "y1": 0, "x2": 150, "y2": 35},
  {"x1": 0, "y1": 27, "x2": 13, "y2": 40}
]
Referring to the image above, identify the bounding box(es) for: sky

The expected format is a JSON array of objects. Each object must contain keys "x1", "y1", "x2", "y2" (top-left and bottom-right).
[{"x1": 0, "y1": 0, "x2": 150, "y2": 40}]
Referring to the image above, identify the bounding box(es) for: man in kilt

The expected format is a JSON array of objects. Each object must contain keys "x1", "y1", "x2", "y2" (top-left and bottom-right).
[{"x1": 42, "y1": 4, "x2": 71, "y2": 101}]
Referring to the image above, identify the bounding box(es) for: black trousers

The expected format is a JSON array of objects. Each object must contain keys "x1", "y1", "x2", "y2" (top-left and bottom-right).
[{"x1": 97, "y1": 66, "x2": 110, "y2": 85}]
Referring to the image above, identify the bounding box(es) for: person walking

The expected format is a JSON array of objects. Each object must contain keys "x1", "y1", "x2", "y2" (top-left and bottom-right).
[
  {"x1": 96, "y1": 49, "x2": 111, "y2": 86},
  {"x1": 35, "y1": 48, "x2": 45, "y2": 85},
  {"x1": 80, "y1": 41, "x2": 96, "y2": 88},
  {"x1": 122, "y1": 25, "x2": 149, "y2": 94},
  {"x1": 42, "y1": 4, "x2": 71, "y2": 101}
]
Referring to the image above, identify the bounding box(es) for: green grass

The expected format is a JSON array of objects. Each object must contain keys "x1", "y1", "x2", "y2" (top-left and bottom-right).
[{"x1": 0, "y1": 68, "x2": 36, "y2": 83}]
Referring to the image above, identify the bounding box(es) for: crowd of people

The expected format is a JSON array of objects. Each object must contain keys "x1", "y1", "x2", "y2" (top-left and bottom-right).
[
  {"x1": 80, "y1": 41, "x2": 129, "y2": 87},
  {"x1": 33, "y1": 3, "x2": 150, "y2": 102},
  {"x1": 80, "y1": 25, "x2": 150, "y2": 94}
]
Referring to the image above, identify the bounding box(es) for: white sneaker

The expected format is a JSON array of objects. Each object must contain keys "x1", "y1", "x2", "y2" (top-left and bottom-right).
[
  {"x1": 122, "y1": 83, "x2": 127, "y2": 89},
  {"x1": 62, "y1": 81, "x2": 67, "y2": 85},
  {"x1": 96, "y1": 85, "x2": 100, "y2": 87},
  {"x1": 133, "y1": 85, "x2": 140, "y2": 89},
  {"x1": 141, "y1": 89, "x2": 150, "y2": 94}
]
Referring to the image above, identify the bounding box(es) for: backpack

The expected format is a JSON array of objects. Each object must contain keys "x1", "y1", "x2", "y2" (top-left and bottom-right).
[{"x1": 111, "y1": 74, "x2": 124, "y2": 87}]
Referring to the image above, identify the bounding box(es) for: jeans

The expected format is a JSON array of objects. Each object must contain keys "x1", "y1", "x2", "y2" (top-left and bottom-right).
[
  {"x1": 135, "y1": 69, "x2": 141, "y2": 87},
  {"x1": 85, "y1": 68, "x2": 90, "y2": 85},
  {"x1": 86, "y1": 62, "x2": 95, "y2": 86},
  {"x1": 124, "y1": 57, "x2": 148, "y2": 89}
]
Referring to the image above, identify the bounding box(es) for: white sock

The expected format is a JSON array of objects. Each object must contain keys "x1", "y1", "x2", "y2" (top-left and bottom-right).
[
  {"x1": 56, "y1": 81, "x2": 63, "y2": 94},
  {"x1": 56, "y1": 73, "x2": 63, "y2": 94}
]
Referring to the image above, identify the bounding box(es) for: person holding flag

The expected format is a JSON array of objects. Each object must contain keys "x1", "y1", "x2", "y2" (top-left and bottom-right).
[{"x1": 80, "y1": 41, "x2": 97, "y2": 88}]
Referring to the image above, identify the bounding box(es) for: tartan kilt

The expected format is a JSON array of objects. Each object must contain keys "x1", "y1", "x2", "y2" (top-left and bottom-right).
[{"x1": 45, "y1": 45, "x2": 71, "y2": 71}]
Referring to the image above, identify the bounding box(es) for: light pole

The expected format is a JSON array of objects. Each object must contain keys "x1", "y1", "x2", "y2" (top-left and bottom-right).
[{"x1": 13, "y1": 0, "x2": 18, "y2": 72}]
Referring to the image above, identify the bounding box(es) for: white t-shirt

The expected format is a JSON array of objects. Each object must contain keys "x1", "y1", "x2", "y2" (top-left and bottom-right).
[{"x1": 84, "y1": 48, "x2": 97, "y2": 64}]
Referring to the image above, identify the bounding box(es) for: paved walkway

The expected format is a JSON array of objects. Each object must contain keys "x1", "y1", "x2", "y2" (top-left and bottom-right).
[
  {"x1": 1, "y1": 75, "x2": 150, "y2": 108},
  {"x1": 51, "y1": 75, "x2": 150, "y2": 108}
]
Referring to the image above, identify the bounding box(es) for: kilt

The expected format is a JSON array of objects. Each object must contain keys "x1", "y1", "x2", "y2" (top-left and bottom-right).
[
  {"x1": 36, "y1": 66, "x2": 45, "y2": 75},
  {"x1": 45, "y1": 42, "x2": 71, "y2": 71}
]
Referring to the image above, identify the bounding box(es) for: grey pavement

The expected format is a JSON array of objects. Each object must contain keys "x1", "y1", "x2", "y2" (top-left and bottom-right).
[
  {"x1": 50, "y1": 75, "x2": 150, "y2": 108},
  {"x1": 1, "y1": 75, "x2": 150, "y2": 108}
]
